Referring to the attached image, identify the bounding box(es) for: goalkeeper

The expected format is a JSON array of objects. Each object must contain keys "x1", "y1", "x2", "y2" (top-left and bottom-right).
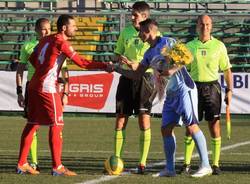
[
  {"x1": 16, "y1": 18, "x2": 69, "y2": 171},
  {"x1": 107, "y1": 18, "x2": 212, "y2": 178}
]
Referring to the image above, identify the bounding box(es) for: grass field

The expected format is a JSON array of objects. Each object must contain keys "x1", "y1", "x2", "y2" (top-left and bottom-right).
[{"x1": 0, "y1": 115, "x2": 250, "y2": 184}]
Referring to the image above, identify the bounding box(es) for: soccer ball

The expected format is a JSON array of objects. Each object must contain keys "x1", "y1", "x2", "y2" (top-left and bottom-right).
[{"x1": 104, "y1": 155, "x2": 124, "y2": 175}]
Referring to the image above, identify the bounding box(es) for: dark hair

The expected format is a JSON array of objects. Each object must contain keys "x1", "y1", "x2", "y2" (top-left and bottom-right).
[
  {"x1": 35, "y1": 18, "x2": 49, "y2": 31},
  {"x1": 57, "y1": 14, "x2": 74, "y2": 32},
  {"x1": 132, "y1": 1, "x2": 150, "y2": 13},
  {"x1": 139, "y1": 18, "x2": 158, "y2": 28}
]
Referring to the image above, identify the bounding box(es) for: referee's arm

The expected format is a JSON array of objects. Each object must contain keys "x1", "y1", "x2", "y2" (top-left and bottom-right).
[{"x1": 16, "y1": 63, "x2": 26, "y2": 107}]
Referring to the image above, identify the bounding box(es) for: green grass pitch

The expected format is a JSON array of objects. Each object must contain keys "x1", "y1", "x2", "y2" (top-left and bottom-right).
[{"x1": 0, "y1": 115, "x2": 250, "y2": 184}]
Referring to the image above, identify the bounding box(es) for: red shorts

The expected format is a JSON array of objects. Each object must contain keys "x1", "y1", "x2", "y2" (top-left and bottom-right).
[{"x1": 28, "y1": 89, "x2": 64, "y2": 126}]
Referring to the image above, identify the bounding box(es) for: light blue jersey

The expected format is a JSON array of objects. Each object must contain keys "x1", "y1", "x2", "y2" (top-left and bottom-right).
[
  {"x1": 162, "y1": 67, "x2": 199, "y2": 127},
  {"x1": 141, "y1": 37, "x2": 175, "y2": 67},
  {"x1": 141, "y1": 36, "x2": 199, "y2": 127}
]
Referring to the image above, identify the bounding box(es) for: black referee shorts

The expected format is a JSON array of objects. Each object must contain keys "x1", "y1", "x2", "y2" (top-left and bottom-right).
[
  {"x1": 116, "y1": 73, "x2": 156, "y2": 116},
  {"x1": 195, "y1": 81, "x2": 222, "y2": 121}
]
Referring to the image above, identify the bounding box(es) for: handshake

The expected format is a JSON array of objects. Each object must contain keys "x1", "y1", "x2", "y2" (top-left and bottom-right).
[
  {"x1": 105, "y1": 62, "x2": 118, "y2": 73},
  {"x1": 105, "y1": 55, "x2": 137, "y2": 73}
]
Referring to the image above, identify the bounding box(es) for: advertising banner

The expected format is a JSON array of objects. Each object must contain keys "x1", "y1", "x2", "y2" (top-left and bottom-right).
[{"x1": 0, "y1": 71, "x2": 249, "y2": 114}]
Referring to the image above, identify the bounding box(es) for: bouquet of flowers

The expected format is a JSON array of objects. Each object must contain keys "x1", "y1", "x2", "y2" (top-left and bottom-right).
[
  {"x1": 150, "y1": 42, "x2": 193, "y2": 101},
  {"x1": 161, "y1": 42, "x2": 193, "y2": 66}
]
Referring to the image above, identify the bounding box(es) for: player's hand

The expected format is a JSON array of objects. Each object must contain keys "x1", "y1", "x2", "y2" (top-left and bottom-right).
[
  {"x1": 119, "y1": 55, "x2": 133, "y2": 66},
  {"x1": 119, "y1": 56, "x2": 139, "y2": 71},
  {"x1": 62, "y1": 94, "x2": 68, "y2": 106},
  {"x1": 17, "y1": 94, "x2": 25, "y2": 107},
  {"x1": 224, "y1": 88, "x2": 232, "y2": 106},
  {"x1": 119, "y1": 55, "x2": 130, "y2": 64},
  {"x1": 106, "y1": 62, "x2": 114, "y2": 73}
]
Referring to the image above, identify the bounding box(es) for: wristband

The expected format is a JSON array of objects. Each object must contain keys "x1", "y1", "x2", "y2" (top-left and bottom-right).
[
  {"x1": 63, "y1": 92, "x2": 69, "y2": 96},
  {"x1": 16, "y1": 86, "x2": 22, "y2": 95},
  {"x1": 225, "y1": 87, "x2": 232, "y2": 93}
]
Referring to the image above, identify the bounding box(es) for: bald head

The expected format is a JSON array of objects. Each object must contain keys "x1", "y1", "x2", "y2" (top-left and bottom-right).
[
  {"x1": 196, "y1": 15, "x2": 212, "y2": 42},
  {"x1": 197, "y1": 15, "x2": 212, "y2": 24}
]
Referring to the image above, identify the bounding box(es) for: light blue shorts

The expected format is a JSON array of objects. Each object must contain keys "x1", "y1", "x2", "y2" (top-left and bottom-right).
[{"x1": 162, "y1": 87, "x2": 199, "y2": 127}]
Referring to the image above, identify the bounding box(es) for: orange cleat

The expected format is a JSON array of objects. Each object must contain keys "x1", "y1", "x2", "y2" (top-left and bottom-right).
[
  {"x1": 16, "y1": 163, "x2": 40, "y2": 175},
  {"x1": 52, "y1": 165, "x2": 77, "y2": 176}
]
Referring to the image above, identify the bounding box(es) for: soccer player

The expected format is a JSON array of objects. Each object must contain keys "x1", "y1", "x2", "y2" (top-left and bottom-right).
[
  {"x1": 16, "y1": 14, "x2": 107, "y2": 176},
  {"x1": 112, "y1": 1, "x2": 155, "y2": 174},
  {"x1": 16, "y1": 18, "x2": 51, "y2": 171},
  {"x1": 16, "y1": 18, "x2": 69, "y2": 171},
  {"x1": 107, "y1": 18, "x2": 212, "y2": 178},
  {"x1": 182, "y1": 15, "x2": 233, "y2": 175}
]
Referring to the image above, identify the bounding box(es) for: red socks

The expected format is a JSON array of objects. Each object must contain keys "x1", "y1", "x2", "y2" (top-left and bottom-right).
[
  {"x1": 18, "y1": 123, "x2": 64, "y2": 169},
  {"x1": 49, "y1": 125, "x2": 64, "y2": 169},
  {"x1": 18, "y1": 124, "x2": 40, "y2": 166}
]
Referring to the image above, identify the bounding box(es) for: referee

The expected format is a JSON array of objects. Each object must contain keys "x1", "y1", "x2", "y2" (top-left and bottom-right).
[{"x1": 182, "y1": 14, "x2": 233, "y2": 175}]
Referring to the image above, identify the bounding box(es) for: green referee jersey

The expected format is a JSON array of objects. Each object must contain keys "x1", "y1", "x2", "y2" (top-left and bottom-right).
[
  {"x1": 19, "y1": 37, "x2": 38, "y2": 81},
  {"x1": 20, "y1": 37, "x2": 67, "y2": 81},
  {"x1": 186, "y1": 37, "x2": 232, "y2": 82},
  {"x1": 114, "y1": 25, "x2": 152, "y2": 73}
]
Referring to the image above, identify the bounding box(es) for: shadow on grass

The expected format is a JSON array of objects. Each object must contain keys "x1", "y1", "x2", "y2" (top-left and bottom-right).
[{"x1": 0, "y1": 154, "x2": 250, "y2": 175}]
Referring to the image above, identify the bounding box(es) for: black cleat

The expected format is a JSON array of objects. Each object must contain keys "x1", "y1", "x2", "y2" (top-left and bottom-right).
[
  {"x1": 212, "y1": 165, "x2": 221, "y2": 175},
  {"x1": 134, "y1": 164, "x2": 146, "y2": 175},
  {"x1": 180, "y1": 164, "x2": 192, "y2": 175}
]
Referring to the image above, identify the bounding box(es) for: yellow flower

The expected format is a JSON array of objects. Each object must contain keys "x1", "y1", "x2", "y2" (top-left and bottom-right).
[{"x1": 161, "y1": 42, "x2": 193, "y2": 66}]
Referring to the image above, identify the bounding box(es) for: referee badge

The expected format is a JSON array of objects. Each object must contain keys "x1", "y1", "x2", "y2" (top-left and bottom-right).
[
  {"x1": 134, "y1": 38, "x2": 139, "y2": 45},
  {"x1": 125, "y1": 39, "x2": 129, "y2": 45},
  {"x1": 201, "y1": 50, "x2": 207, "y2": 56}
]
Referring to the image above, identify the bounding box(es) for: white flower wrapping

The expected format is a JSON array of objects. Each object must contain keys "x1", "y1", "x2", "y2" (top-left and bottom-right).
[
  {"x1": 149, "y1": 42, "x2": 193, "y2": 101},
  {"x1": 149, "y1": 55, "x2": 170, "y2": 101}
]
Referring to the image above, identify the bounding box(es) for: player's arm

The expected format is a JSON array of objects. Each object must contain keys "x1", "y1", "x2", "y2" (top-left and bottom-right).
[
  {"x1": 71, "y1": 53, "x2": 107, "y2": 69},
  {"x1": 160, "y1": 64, "x2": 180, "y2": 77},
  {"x1": 118, "y1": 55, "x2": 139, "y2": 71},
  {"x1": 112, "y1": 62, "x2": 148, "y2": 80},
  {"x1": 61, "y1": 42, "x2": 107, "y2": 70}
]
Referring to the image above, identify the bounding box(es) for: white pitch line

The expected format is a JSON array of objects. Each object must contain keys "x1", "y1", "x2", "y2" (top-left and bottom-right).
[
  {"x1": 78, "y1": 140, "x2": 250, "y2": 184},
  {"x1": 148, "y1": 140, "x2": 250, "y2": 168},
  {"x1": 75, "y1": 175, "x2": 120, "y2": 184}
]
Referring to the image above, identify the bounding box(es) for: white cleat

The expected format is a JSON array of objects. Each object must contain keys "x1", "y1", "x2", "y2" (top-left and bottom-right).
[
  {"x1": 191, "y1": 166, "x2": 212, "y2": 178},
  {"x1": 152, "y1": 169, "x2": 176, "y2": 177}
]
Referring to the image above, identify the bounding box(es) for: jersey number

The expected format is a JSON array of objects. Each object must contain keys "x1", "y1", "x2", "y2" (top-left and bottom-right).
[{"x1": 38, "y1": 43, "x2": 50, "y2": 65}]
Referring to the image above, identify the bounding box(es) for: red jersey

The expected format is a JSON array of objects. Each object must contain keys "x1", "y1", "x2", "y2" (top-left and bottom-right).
[{"x1": 29, "y1": 33, "x2": 106, "y2": 93}]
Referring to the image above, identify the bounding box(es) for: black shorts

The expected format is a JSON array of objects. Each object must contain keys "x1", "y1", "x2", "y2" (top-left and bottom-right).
[
  {"x1": 195, "y1": 81, "x2": 221, "y2": 121},
  {"x1": 116, "y1": 73, "x2": 156, "y2": 116}
]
